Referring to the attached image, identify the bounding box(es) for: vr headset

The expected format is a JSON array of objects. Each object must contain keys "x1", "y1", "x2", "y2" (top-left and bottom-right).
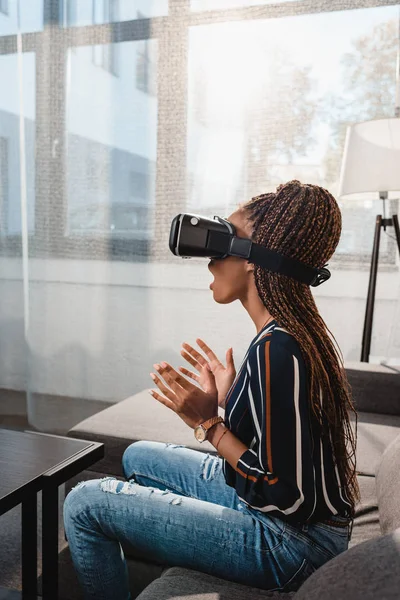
[{"x1": 169, "y1": 213, "x2": 331, "y2": 287}]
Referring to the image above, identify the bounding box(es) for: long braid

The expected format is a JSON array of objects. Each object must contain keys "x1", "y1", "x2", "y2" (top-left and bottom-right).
[{"x1": 242, "y1": 180, "x2": 360, "y2": 517}]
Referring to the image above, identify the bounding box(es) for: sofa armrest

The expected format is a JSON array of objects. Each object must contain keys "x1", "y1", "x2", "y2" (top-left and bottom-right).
[{"x1": 295, "y1": 529, "x2": 400, "y2": 600}]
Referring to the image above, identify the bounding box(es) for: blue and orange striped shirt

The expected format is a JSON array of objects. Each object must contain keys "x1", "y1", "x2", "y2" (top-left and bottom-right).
[{"x1": 222, "y1": 319, "x2": 352, "y2": 524}]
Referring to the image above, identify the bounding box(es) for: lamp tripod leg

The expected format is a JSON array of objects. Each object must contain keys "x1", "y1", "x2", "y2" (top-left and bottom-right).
[
  {"x1": 361, "y1": 215, "x2": 382, "y2": 362},
  {"x1": 392, "y1": 214, "x2": 400, "y2": 255}
]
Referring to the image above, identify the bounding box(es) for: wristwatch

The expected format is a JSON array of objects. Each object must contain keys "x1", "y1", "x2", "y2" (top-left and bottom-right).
[{"x1": 194, "y1": 416, "x2": 224, "y2": 443}]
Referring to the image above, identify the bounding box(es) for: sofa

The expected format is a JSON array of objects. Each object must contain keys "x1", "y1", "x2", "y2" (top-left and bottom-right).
[{"x1": 51, "y1": 362, "x2": 400, "y2": 599}]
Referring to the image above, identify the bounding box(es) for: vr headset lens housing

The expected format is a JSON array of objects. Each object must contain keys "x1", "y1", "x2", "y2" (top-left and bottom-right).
[{"x1": 169, "y1": 214, "x2": 235, "y2": 259}]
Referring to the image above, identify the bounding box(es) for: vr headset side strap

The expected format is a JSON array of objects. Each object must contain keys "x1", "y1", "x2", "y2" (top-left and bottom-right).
[
  {"x1": 250, "y1": 243, "x2": 321, "y2": 286},
  {"x1": 207, "y1": 230, "x2": 329, "y2": 286}
]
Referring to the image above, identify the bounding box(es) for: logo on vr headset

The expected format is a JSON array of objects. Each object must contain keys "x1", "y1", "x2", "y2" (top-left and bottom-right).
[{"x1": 169, "y1": 213, "x2": 331, "y2": 287}]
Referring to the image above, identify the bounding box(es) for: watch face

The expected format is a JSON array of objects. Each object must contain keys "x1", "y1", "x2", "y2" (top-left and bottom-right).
[{"x1": 194, "y1": 426, "x2": 206, "y2": 442}]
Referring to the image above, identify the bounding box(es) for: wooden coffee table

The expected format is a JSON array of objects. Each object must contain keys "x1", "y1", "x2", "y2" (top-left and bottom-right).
[{"x1": 0, "y1": 429, "x2": 104, "y2": 599}]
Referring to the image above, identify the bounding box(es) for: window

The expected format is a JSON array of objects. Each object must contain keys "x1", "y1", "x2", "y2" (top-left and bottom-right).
[
  {"x1": 0, "y1": 0, "x2": 398, "y2": 263},
  {"x1": 136, "y1": 12, "x2": 157, "y2": 96},
  {"x1": 136, "y1": 40, "x2": 156, "y2": 96},
  {"x1": 0, "y1": 137, "x2": 8, "y2": 235},
  {"x1": 130, "y1": 171, "x2": 149, "y2": 202},
  {"x1": 187, "y1": 4, "x2": 400, "y2": 266},
  {"x1": 0, "y1": 0, "x2": 8, "y2": 16},
  {"x1": 61, "y1": 0, "x2": 77, "y2": 27},
  {"x1": 92, "y1": 0, "x2": 119, "y2": 76}
]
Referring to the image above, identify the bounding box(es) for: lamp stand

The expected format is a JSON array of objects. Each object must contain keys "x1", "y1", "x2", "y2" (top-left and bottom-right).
[{"x1": 361, "y1": 199, "x2": 400, "y2": 362}]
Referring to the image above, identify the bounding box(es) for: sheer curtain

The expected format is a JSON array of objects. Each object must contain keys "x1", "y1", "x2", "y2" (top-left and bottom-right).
[{"x1": 0, "y1": 0, "x2": 399, "y2": 432}]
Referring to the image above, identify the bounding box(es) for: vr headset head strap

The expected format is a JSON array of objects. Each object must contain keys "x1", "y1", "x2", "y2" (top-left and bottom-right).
[{"x1": 207, "y1": 229, "x2": 330, "y2": 287}]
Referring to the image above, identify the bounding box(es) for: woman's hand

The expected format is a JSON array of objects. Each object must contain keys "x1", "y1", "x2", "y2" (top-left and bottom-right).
[
  {"x1": 179, "y1": 339, "x2": 236, "y2": 409},
  {"x1": 149, "y1": 361, "x2": 218, "y2": 429}
]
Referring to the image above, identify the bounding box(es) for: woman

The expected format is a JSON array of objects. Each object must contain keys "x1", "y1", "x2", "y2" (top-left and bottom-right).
[{"x1": 63, "y1": 180, "x2": 359, "y2": 599}]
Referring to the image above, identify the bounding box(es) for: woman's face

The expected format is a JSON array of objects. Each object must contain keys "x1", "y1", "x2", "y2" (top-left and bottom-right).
[{"x1": 208, "y1": 209, "x2": 254, "y2": 304}]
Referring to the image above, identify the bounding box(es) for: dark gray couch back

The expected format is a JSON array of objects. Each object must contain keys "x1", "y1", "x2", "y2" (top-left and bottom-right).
[{"x1": 345, "y1": 364, "x2": 400, "y2": 416}]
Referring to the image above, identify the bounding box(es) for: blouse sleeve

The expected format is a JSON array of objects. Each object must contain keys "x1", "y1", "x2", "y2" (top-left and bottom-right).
[{"x1": 233, "y1": 337, "x2": 315, "y2": 518}]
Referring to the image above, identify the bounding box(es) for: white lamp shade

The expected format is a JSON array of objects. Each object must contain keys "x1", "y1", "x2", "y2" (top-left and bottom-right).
[{"x1": 338, "y1": 117, "x2": 400, "y2": 198}]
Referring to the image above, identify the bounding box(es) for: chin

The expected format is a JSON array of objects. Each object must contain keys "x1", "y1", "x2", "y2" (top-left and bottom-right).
[{"x1": 211, "y1": 289, "x2": 236, "y2": 305}]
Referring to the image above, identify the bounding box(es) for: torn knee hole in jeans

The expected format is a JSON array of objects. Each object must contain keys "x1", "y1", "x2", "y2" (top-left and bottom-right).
[
  {"x1": 100, "y1": 479, "x2": 138, "y2": 495},
  {"x1": 200, "y1": 453, "x2": 219, "y2": 481},
  {"x1": 165, "y1": 443, "x2": 186, "y2": 449},
  {"x1": 148, "y1": 488, "x2": 183, "y2": 505},
  {"x1": 70, "y1": 480, "x2": 86, "y2": 491},
  {"x1": 100, "y1": 479, "x2": 183, "y2": 505},
  {"x1": 70, "y1": 475, "x2": 116, "y2": 492}
]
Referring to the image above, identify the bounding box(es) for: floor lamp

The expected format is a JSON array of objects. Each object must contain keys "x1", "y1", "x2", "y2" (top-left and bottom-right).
[{"x1": 339, "y1": 117, "x2": 400, "y2": 363}]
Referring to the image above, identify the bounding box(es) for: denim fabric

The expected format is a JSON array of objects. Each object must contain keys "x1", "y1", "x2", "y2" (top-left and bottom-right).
[{"x1": 63, "y1": 441, "x2": 349, "y2": 600}]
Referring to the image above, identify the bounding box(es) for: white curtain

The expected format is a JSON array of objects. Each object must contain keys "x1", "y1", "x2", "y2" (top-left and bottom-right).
[{"x1": 0, "y1": 0, "x2": 399, "y2": 432}]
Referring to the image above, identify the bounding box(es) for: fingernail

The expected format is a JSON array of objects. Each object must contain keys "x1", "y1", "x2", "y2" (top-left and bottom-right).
[
  {"x1": 161, "y1": 361, "x2": 167, "y2": 367},
  {"x1": 154, "y1": 364, "x2": 160, "y2": 370},
  {"x1": 150, "y1": 373, "x2": 156, "y2": 380}
]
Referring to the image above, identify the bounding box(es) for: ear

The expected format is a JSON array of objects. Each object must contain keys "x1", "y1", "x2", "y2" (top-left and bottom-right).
[{"x1": 246, "y1": 260, "x2": 254, "y2": 274}]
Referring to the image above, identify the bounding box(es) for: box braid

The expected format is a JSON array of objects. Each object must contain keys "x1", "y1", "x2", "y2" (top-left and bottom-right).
[{"x1": 241, "y1": 180, "x2": 360, "y2": 516}]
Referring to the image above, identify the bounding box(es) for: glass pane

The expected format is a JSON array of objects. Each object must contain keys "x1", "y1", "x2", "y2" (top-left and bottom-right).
[
  {"x1": 0, "y1": 0, "x2": 43, "y2": 34},
  {"x1": 336, "y1": 197, "x2": 396, "y2": 262},
  {"x1": 187, "y1": 4, "x2": 399, "y2": 260},
  {"x1": 191, "y1": 0, "x2": 299, "y2": 10},
  {"x1": 60, "y1": 0, "x2": 168, "y2": 28},
  {"x1": 0, "y1": 52, "x2": 35, "y2": 235},
  {"x1": 66, "y1": 41, "x2": 157, "y2": 238}
]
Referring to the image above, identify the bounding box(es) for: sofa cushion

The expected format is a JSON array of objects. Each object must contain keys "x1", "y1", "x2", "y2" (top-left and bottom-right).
[
  {"x1": 350, "y1": 475, "x2": 380, "y2": 548},
  {"x1": 345, "y1": 362, "x2": 400, "y2": 416},
  {"x1": 68, "y1": 391, "x2": 222, "y2": 476},
  {"x1": 376, "y1": 432, "x2": 400, "y2": 535},
  {"x1": 295, "y1": 528, "x2": 400, "y2": 600},
  {"x1": 135, "y1": 566, "x2": 295, "y2": 600}
]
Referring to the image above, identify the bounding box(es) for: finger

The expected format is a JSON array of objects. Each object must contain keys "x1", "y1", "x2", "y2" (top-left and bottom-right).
[
  {"x1": 156, "y1": 366, "x2": 187, "y2": 395},
  {"x1": 155, "y1": 362, "x2": 197, "y2": 394},
  {"x1": 148, "y1": 389, "x2": 176, "y2": 411},
  {"x1": 196, "y1": 338, "x2": 221, "y2": 364},
  {"x1": 180, "y1": 349, "x2": 203, "y2": 372},
  {"x1": 150, "y1": 372, "x2": 179, "y2": 403},
  {"x1": 226, "y1": 347, "x2": 235, "y2": 367},
  {"x1": 156, "y1": 362, "x2": 190, "y2": 389},
  {"x1": 181, "y1": 343, "x2": 208, "y2": 368},
  {"x1": 178, "y1": 366, "x2": 200, "y2": 383}
]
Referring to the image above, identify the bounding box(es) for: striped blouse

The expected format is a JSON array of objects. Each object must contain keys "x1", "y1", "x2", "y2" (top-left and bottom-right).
[{"x1": 222, "y1": 319, "x2": 352, "y2": 524}]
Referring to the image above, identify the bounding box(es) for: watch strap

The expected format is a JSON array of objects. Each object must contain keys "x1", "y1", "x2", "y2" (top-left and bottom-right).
[{"x1": 201, "y1": 416, "x2": 224, "y2": 432}]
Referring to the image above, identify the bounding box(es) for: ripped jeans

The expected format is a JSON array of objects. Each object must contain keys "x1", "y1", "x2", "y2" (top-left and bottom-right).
[{"x1": 63, "y1": 441, "x2": 350, "y2": 600}]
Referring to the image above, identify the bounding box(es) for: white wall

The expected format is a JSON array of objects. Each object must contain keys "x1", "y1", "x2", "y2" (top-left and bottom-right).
[{"x1": 0, "y1": 257, "x2": 399, "y2": 406}]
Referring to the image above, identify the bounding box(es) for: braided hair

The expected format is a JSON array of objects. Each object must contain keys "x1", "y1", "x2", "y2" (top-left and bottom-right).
[{"x1": 241, "y1": 180, "x2": 360, "y2": 517}]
